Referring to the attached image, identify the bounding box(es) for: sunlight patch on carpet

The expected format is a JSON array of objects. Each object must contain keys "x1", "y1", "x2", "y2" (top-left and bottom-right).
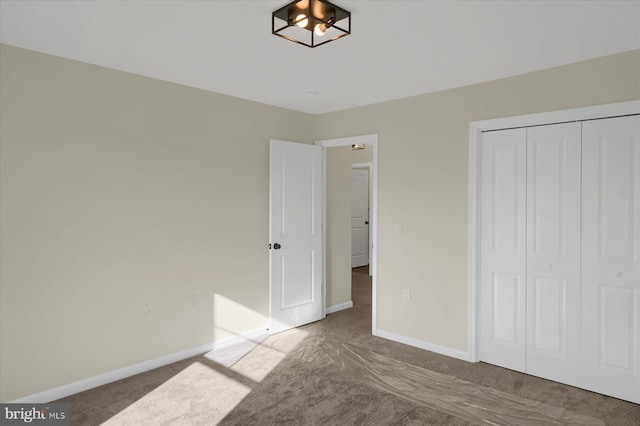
[
  {"x1": 227, "y1": 328, "x2": 309, "y2": 382},
  {"x1": 103, "y1": 362, "x2": 251, "y2": 425}
]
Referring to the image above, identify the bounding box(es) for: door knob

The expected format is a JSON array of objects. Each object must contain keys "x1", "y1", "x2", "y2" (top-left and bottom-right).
[
  {"x1": 365, "y1": 221, "x2": 369, "y2": 225},
  {"x1": 273, "y1": 243, "x2": 282, "y2": 250}
]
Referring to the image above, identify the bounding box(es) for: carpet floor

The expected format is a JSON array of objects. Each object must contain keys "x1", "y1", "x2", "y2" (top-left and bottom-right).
[{"x1": 59, "y1": 267, "x2": 640, "y2": 425}]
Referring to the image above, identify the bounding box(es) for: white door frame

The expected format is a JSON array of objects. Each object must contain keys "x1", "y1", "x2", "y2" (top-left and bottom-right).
[
  {"x1": 352, "y1": 162, "x2": 372, "y2": 273},
  {"x1": 468, "y1": 100, "x2": 640, "y2": 362},
  {"x1": 316, "y1": 134, "x2": 379, "y2": 335}
]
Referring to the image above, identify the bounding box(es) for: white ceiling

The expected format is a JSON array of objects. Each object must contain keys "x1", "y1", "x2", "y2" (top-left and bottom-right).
[{"x1": 1, "y1": 1, "x2": 639, "y2": 114}]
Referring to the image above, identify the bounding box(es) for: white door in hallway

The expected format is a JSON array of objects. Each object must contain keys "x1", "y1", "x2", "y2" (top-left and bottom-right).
[
  {"x1": 351, "y1": 168, "x2": 369, "y2": 268},
  {"x1": 581, "y1": 115, "x2": 640, "y2": 403},
  {"x1": 269, "y1": 140, "x2": 323, "y2": 334}
]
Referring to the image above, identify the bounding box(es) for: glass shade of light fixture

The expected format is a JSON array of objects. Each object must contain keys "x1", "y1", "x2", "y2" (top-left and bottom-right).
[{"x1": 272, "y1": 0, "x2": 351, "y2": 48}]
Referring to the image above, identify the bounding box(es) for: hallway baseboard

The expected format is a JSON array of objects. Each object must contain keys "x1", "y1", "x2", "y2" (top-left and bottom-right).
[{"x1": 326, "y1": 301, "x2": 353, "y2": 314}]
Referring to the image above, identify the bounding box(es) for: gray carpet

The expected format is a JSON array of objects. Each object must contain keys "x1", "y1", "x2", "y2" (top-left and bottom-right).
[{"x1": 59, "y1": 267, "x2": 640, "y2": 425}]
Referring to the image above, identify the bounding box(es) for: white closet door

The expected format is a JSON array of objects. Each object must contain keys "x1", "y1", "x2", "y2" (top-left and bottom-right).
[
  {"x1": 525, "y1": 123, "x2": 582, "y2": 387},
  {"x1": 582, "y1": 115, "x2": 640, "y2": 403},
  {"x1": 479, "y1": 128, "x2": 527, "y2": 372}
]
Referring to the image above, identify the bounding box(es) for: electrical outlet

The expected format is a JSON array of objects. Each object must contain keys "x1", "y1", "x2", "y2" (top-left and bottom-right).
[{"x1": 402, "y1": 289, "x2": 410, "y2": 301}]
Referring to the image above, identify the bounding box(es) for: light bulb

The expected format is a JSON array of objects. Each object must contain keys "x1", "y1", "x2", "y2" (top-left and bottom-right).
[
  {"x1": 295, "y1": 14, "x2": 308, "y2": 28},
  {"x1": 314, "y1": 23, "x2": 327, "y2": 36}
]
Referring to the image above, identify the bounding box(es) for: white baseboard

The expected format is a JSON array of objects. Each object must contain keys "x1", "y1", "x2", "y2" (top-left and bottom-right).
[
  {"x1": 375, "y1": 329, "x2": 471, "y2": 362},
  {"x1": 9, "y1": 327, "x2": 268, "y2": 404},
  {"x1": 326, "y1": 301, "x2": 353, "y2": 314},
  {"x1": 211, "y1": 327, "x2": 269, "y2": 350}
]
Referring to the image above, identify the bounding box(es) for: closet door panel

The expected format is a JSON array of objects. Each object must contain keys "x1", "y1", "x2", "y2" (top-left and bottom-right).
[
  {"x1": 479, "y1": 128, "x2": 527, "y2": 372},
  {"x1": 526, "y1": 123, "x2": 582, "y2": 387},
  {"x1": 582, "y1": 115, "x2": 640, "y2": 403}
]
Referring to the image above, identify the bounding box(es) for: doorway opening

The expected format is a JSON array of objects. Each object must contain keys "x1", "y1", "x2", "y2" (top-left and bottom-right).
[{"x1": 316, "y1": 134, "x2": 379, "y2": 335}]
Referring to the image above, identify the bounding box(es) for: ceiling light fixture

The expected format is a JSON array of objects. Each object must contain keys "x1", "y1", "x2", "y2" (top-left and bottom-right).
[{"x1": 272, "y1": 0, "x2": 351, "y2": 48}]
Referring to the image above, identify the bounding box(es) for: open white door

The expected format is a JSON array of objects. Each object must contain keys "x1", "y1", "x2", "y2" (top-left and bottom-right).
[{"x1": 269, "y1": 140, "x2": 323, "y2": 334}]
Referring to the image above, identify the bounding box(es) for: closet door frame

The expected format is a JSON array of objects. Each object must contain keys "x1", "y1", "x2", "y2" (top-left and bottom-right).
[{"x1": 468, "y1": 100, "x2": 640, "y2": 363}]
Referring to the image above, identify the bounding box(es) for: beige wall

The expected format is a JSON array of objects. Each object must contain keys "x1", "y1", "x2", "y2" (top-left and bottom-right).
[
  {"x1": 314, "y1": 49, "x2": 640, "y2": 352},
  {"x1": 2, "y1": 43, "x2": 639, "y2": 402},
  {"x1": 326, "y1": 146, "x2": 352, "y2": 308},
  {"x1": 0, "y1": 44, "x2": 313, "y2": 401}
]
